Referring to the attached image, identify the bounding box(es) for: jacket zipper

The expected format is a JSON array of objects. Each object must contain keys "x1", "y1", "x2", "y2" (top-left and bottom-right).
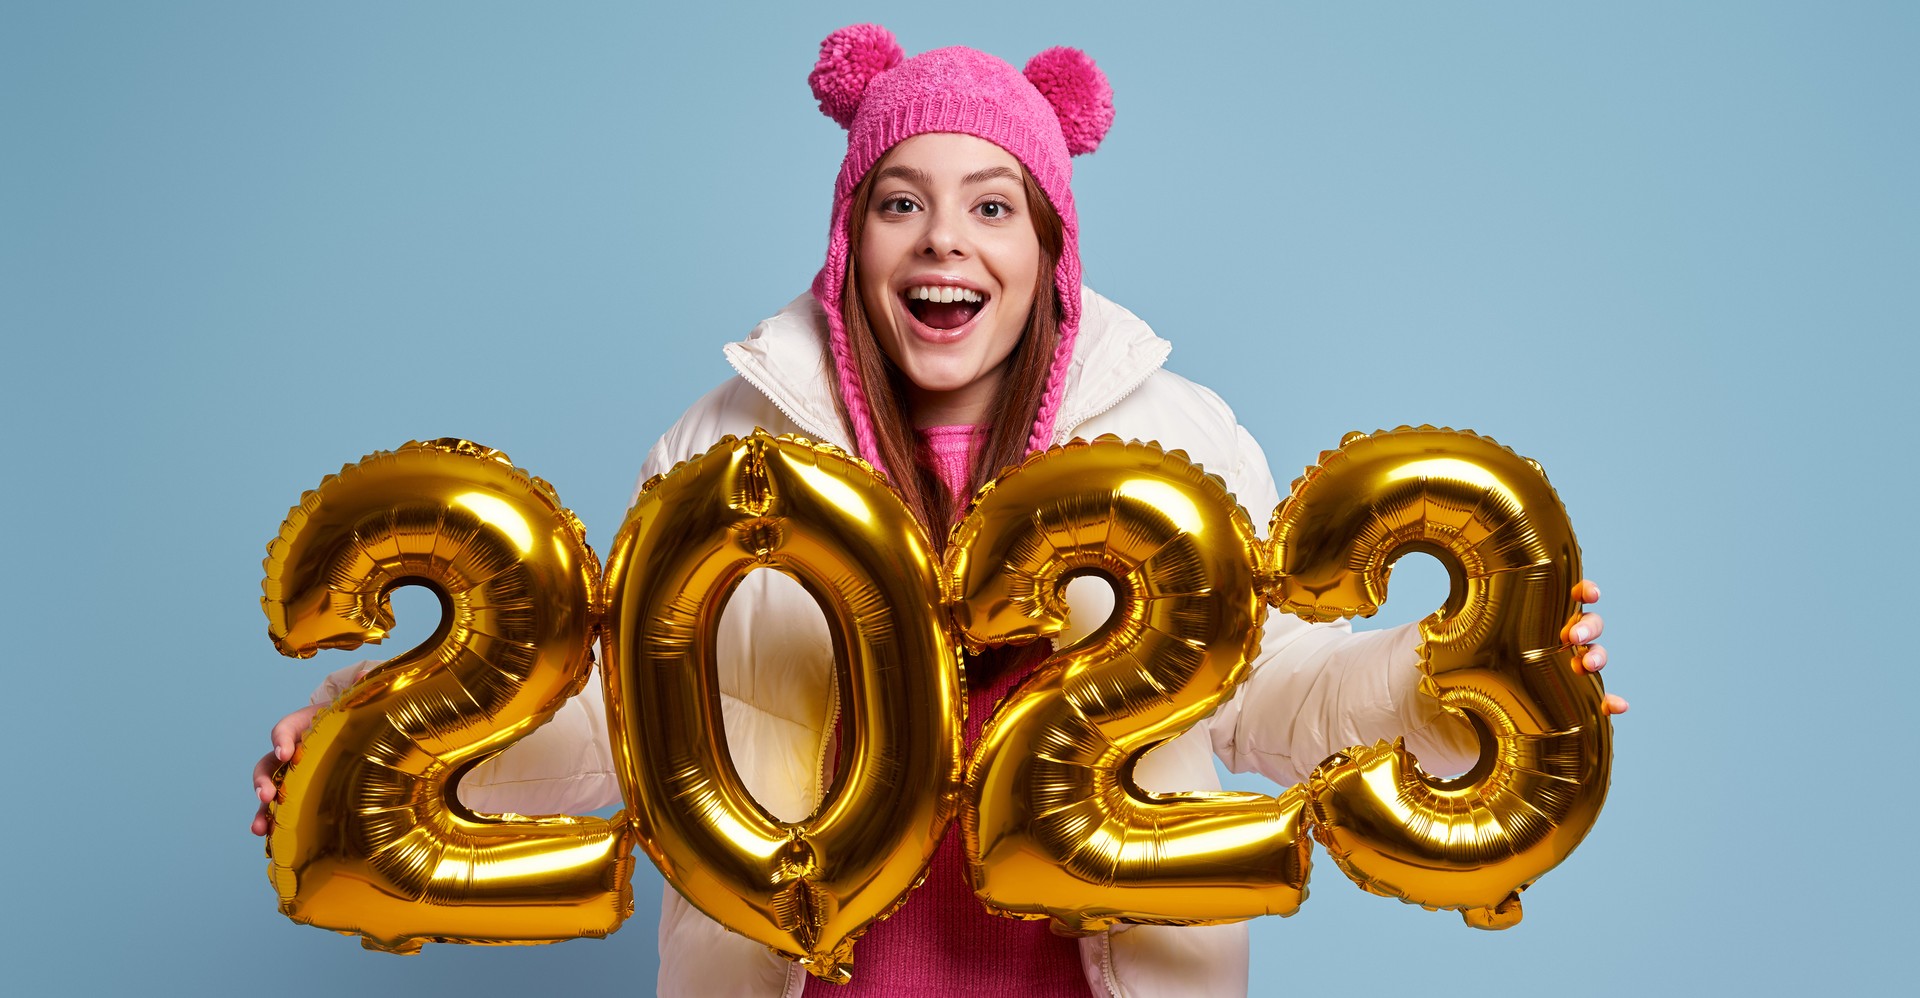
[
  {"x1": 812, "y1": 675, "x2": 841, "y2": 810},
  {"x1": 738, "y1": 313, "x2": 1165, "y2": 998},
  {"x1": 775, "y1": 654, "x2": 841, "y2": 998},
  {"x1": 1065, "y1": 339, "x2": 1166, "y2": 998},
  {"x1": 1098, "y1": 930, "x2": 1123, "y2": 997},
  {"x1": 721, "y1": 345, "x2": 845, "y2": 806},
  {"x1": 726, "y1": 349, "x2": 844, "y2": 445},
  {"x1": 1053, "y1": 340, "x2": 1173, "y2": 444},
  {"x1": 729, "y1": 344, "x2": 842, "y2": 998}
]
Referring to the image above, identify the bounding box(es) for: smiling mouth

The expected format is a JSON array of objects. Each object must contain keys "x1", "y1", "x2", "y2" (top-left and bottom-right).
[{"x1": 904, "y1": 285, "x2": 986, "y2": 330}]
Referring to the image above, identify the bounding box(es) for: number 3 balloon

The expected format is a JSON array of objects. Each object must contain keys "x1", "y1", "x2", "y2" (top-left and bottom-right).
[{"x1": 1269, "y1": 427, "x2": 1612, "y2": 929}]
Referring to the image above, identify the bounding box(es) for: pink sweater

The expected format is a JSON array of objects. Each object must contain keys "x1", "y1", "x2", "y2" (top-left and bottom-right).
[{"x1": 803, "y1": 425, "x2": 1092, "y2": 996}]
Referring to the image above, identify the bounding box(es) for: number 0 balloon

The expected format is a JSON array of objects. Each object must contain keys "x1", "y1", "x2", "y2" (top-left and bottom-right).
[{"x1": 601, "y1": 432, "x2": 962, "y2": 983}]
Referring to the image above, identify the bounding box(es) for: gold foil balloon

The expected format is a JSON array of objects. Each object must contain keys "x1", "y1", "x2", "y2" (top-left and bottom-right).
[
  {"x1": 601, "y1": 432, "x2": 962, "y2": 983},
  {"x1": 1268, "y1": 427, "x2": 1611, "y2": 928},
  {"x1": 948, "y1": 436, "x2": 1312, "y2": 934},
  {"x1": 260, "y1": 439, "x2": 633, "y2": 953}
]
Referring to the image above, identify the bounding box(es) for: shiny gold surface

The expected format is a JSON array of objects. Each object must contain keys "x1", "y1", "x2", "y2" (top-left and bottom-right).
[
  {"x1": 948, "y1": 437, "x2": 1311, "y2": 933},
  {"x1": 260, "y1": 439, "x2": 631, "y2": 953},
  {"x1": 257, "y1": 427, "x2": 1613, "y2": 950},
  {"x1": 602, "y1": 432, "x2": 962, "y2": 983},
  {"x1": 1268, "y1": 427, "x2": 1611, "y2": 927}
]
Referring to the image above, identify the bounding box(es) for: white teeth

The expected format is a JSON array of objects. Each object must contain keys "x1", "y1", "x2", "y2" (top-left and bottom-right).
[{"x1": 905, "y1": 285, "x2": 983, "y2": 303}]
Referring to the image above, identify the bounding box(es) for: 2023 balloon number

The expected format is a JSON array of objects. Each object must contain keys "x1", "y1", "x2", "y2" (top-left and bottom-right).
[{"x1": 261, "y1": 429, "x2": 1611, "y2": 979}]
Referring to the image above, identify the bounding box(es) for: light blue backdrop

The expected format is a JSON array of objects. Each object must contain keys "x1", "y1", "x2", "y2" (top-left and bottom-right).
[{"x1": 4, "y1": 1, "x2": 1912, "y2": 993}]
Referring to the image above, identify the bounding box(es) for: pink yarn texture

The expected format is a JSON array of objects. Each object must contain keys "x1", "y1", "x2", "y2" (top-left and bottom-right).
[
  {"x1": 806, "y1": 25, "x2": 1114, "y2": 475},
  {"x1": 807, "y1": 24, "x2": 903, "y2": 129},
  {"x1": 1023, "y1": 47, "x2": 1115, "y2": 157}
]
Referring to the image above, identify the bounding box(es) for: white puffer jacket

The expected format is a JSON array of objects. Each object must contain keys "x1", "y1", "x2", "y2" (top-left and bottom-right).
[{"x1": 311, "y1": 289, "x2": 1476, "y2": 997}]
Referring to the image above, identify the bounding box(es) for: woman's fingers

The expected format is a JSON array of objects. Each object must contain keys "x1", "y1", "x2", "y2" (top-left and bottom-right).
[
  {"x1": 1566, "y1": 581, "x2": 1612, "y2": 675},
  {"x1": 1603, "y1": 694, "x2": 1629, "y2": 715},
  {"x1": 251, "y1": 750, "x2": 280, "y2": 836},
  {"x1": 253, "y1": 752, "x2": 279, "y2": 799},
  {"x1": 270, "y1": 704, "x2": 323, "y2": 761},
  {"x1": 253, "y1": 704, "x2": 324, "y2": 836},
  {"x1": 252, "y1": 749, "x2": 282, "y2": 836},
  {"x1": 1564, "y1": 611, "x2": 1604, "y2": 646}
]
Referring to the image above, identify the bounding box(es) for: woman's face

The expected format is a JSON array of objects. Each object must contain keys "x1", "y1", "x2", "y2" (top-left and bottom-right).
[{"x1": 856, "y1": 132, "x2": 1042, "y2": 426}]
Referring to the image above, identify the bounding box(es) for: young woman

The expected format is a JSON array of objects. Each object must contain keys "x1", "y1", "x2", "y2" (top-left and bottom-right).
[{"x1": 251, "y1": 26, "x2": 1622, "y2": 997}]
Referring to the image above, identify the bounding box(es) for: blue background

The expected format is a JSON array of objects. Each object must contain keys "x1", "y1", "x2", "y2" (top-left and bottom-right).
[{"x1": 4, "y1": 1, "x2": 1913, "y2": 993}]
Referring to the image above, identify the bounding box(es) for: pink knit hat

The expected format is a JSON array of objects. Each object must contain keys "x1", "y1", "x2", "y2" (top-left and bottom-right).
[{"x1": 807, "y1": 24, "x2": 1115, "y2": 475}]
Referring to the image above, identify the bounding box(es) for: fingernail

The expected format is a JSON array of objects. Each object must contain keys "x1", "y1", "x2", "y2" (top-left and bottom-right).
[
  {"x1": 1572, "y1": 626, "x2": 1589, "y2": 643},
  {"x1": 1590, "y1": 585, "x2": 1601, "y2": 600},
  {"x1": 275, "y1": 745, "x2": 288, "y2": 762}
]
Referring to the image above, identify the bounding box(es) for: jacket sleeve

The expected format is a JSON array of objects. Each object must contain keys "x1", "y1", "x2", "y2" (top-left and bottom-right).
[
  {"x1": 301, "y1": 657, "x2": 622, "y2": 815},
  {"x1": 286, "y1": 419, "x2": 708, "y2": 819},
  {"x1": 458, "y1": 669, "x2": 622, "y2": 815},
  {"x1": 307, "y1": 658, "x2": 374, "y2": 707},
  {"x1": 422, "y1": 386, "x2": 763, "y2": 814},
  {"x1": 1206, "y1": 423, "x2": 1478, "y2": 788}
]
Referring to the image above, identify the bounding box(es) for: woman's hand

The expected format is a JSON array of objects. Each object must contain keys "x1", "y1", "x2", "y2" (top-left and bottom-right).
[
  {"x1": 1565, "y1": 579, "x2": 1626, "y2": 715},
  {"x1": 249, "y1": 704, "x2": 323, "y2": 837}
]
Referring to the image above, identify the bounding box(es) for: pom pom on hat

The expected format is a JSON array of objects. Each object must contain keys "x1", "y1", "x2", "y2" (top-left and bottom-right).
[
  {"x1": 1024, "y1": 47, "x2": 1114, "y2": 155},
  {"x1": 809, "y1": 24, "x2": 904, "y2": 129}
]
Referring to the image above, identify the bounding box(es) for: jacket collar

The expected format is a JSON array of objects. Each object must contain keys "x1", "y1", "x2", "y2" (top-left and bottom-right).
[
  {"x1": 722, "y1": 288, "x2": 1172, "y2": 449},
  {"x1": 721, "y1": 294, "x2": 848, "y2": 444}
]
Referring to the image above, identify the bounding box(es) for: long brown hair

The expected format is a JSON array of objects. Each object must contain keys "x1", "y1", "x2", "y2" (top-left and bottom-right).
[{"x1": 837, "y1": 164, "x2": 1067, "y2": 536}]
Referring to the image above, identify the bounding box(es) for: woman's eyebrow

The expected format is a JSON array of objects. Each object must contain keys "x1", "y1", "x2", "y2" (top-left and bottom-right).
[
  {"x1": 962, "y1": 166, "x2": 1020, "y2": 185},
  {"x1": 872, "y1": 164, "x2": 1021, "y2": 187},
  {"x1": 873, "y1": 164, "x2": 933, "y2": 187}
]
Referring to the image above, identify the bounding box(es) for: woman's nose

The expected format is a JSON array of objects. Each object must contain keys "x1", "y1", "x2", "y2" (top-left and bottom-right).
[{"x1": 919, "y1": 211, "x2": 967, "y2": 258}]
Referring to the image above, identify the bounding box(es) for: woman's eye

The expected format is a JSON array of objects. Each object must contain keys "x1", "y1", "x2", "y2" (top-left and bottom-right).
[
  {"x1": 978, "y1": 201, "x2": 1010, "y2": 219},
  {"x1": 881, "y1": 197, "x2": 919, "y2": 215}
]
